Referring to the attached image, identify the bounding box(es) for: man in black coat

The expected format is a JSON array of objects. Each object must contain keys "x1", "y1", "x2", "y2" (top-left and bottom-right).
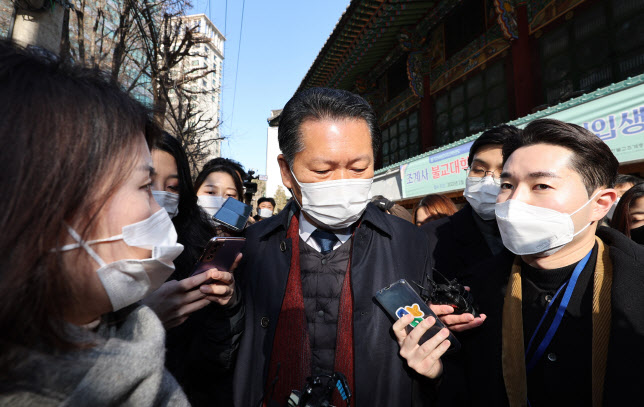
[
  {"x1": 232, "y1": 88, "x2": 449, "y2": 407},
  {"x1": 396, "y1": 118, "x2": 644, "y2": 405},
  {"x1": 422, "y1": 124, "x2": 519, "y2": 287}
]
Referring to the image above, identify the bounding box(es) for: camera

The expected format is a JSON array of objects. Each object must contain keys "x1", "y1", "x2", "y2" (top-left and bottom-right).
[
  {"x1": 287, "y1": 372, "x2": 351, "y2": 407},
  {"x1": 243, "y1": 169, "x2": 259, "y2": 204},
  {"x1": 419, "y1": 270, "x2": 479, "y2": 317}
]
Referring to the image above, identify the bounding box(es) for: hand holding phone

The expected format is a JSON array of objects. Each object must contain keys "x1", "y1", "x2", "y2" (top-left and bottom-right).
[
  {"x1": 375, "y1": 279, "x2": 458, "y2": 380},
  {"x1": 141, "y1": 272, "x2": 213, "y2": 329},
  {"x1": 192, "y1": 237, "x2": 246, "y2": 276},
  {"x1": 198, "y1": 252, "x2": 243, "y2": 307},
  {"x1": 374, "y1": 279, "x2": 460, "y2": 353},
  {"x1": 192, "y1": 237, "x2": 246, "y2": 307}
]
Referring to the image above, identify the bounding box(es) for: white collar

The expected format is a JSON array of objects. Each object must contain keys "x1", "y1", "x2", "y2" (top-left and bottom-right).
[{"x1": 298, "y1": 212, "x2": 351, "y2": 253}]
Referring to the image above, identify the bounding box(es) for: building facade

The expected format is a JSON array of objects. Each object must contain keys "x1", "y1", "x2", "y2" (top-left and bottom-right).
[
  {"x1": 265, "y1": 109, "x2": 291, "y2": 202},
  {"x1": 170, "y1": 13, "x2": 225, "y2": 162},
  {"x1": 298, "y1": 0, "x2": 644, "y2": 208}
]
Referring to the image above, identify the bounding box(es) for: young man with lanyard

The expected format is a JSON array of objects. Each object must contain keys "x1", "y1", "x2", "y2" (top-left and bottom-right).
[
  {"x1": 232, "y1": 88, "x2": 449, "y2": 407},
  {"x1": 395, "y1": 118, "x2": 644, "y2": 406}
]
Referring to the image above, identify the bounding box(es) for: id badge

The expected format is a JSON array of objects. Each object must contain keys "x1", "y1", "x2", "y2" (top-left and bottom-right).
[{"x1": 374, "y1": 279, "x2": 460, "y2": 353}]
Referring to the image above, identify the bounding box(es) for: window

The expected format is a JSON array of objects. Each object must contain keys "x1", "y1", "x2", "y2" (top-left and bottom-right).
[
  {"x1": 444, "y1": 0, "x2": 486, "y2": 59},
  {"x1": 433, "y1": 60, "x2": 508, "y2": 146},
  {"x1": 381, "y1": 111, "x2": 420, "y2": 167},
  {"x1": 540, "y1": 1, "x2": 644, "y2": 106},
  {"x1": 386, "y1": 55, "x2": 410, "y2": 101},
  {"x1": 191, "y1": 60, "x2": 199, "y2": 66}
]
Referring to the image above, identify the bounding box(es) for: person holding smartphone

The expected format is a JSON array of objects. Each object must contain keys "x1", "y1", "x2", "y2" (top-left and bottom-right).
[
  {"x1": 143, "y1": 130, "x2": 244, "y2": 407},
  {"x1": 143, "y1": 130, "x2": 238, "y2": 327},
  {"x1": 233, "y1": 88, "x2": 446, "y2": 407}
]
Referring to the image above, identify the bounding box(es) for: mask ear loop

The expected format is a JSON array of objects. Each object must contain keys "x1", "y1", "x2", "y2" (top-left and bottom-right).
[
  {"x1": 569, "y1": 190, "x2": 603, "y2": 216},
  {"x1": 61, "y1": 225, "x2": 108, "y2": 268},
  {"x1": 288, "y1": 168, "x2": 305, "y2": 210},
  {"x1": 569, "y1": 190, "x2": 603, "y2": 237}
]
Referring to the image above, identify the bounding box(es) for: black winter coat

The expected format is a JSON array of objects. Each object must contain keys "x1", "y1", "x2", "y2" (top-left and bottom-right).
[
  {"x1": 233, "y1": 202, "x2": 436, "y2": 407},
  {"x1": 444, "y1": 227, "x2": 644, "y2": 406},
  {"x1": 421, "y1": 204, "x2": 505, "y2": 286}
]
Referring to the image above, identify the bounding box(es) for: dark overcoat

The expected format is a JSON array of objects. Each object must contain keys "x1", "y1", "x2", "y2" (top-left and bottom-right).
[
  {"x1": 233, "y1": 202, "x2": 435, "y2": 407},
  {"x1": 447, "y1": 227, "x2": 644, "y2": 406},
  {"x1": 421, "y1": 204, "x2": 501, "y2": 286}
]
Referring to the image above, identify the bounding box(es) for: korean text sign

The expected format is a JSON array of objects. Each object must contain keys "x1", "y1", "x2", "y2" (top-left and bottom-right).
[
  {"x1": 399, "y1": 81, "x2": 644, "y2": 199},
  {"x1": 400, "y1": 141, "x2": 473, "y2": 198}
]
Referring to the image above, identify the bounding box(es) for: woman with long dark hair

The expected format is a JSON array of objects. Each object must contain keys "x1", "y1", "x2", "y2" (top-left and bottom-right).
[
  {"x1": 142, "y1": 129, "x2": 235, "y2": 329},
  {"x1": 194, "y1": 162, "x2": 245, "y2": 218},
  {"x1": 143, "y1": 131, "x2": 244, "y2": 407},
  {"x1": 610, "y1": 182, "x2": 644, "y2": 244},
  {"x1": 0, "y1": 41, "x2": 189, "y2": 404}
]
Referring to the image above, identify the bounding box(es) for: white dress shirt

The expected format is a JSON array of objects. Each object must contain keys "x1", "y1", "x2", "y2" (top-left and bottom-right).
[{"x1": 298, "y1": 212, "x2": 351, "y2": 252}]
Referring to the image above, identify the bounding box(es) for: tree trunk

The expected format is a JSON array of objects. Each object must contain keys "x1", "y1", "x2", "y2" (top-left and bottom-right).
[
  {"x1": 111, "y1": 2, "x2": 133, "y2": 83},
  {"x1": 75, "y1": 1, "x2": 86, "y2": 64},
  {"x1": 59, "y1": 7, "x2": 70, "y2": 61}
]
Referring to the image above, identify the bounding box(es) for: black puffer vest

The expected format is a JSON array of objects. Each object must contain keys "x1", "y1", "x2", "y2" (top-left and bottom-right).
[{"x1": 299, "y1": 237, "x2": 352, "y2": 376}]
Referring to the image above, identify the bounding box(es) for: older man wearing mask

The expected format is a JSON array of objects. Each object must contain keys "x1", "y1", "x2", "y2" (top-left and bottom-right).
[
  {"x1": 397, "y1": 118, "x2": 644, "y2": 406},
  {"x1": 232, "y1": 88, "x2": 449, "y2": 407}
]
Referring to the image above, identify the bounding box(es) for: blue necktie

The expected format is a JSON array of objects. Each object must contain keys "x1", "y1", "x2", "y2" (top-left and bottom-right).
[{"x1": 311, "y1": 228, "x2": 339, "y2": 255}]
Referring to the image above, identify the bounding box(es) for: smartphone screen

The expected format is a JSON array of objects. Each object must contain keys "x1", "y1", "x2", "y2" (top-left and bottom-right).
[
  {"x1": 213, "y1": 198, "x2": 252, "y2": 232},
  {"x1": 192, "y1": 237, "x2": 246, "y2": 276},
  {"x1": 374, "y1": 279, "x2": 460, "y2": 353}
]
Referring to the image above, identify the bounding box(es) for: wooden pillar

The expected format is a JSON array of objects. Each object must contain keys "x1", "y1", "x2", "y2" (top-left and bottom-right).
[
  {"x1": 420, "y1": 75, "x2": 434, "y2": 152},
  {"x1": 511, "y1": 5, "x2": 536, "y2": 118}
]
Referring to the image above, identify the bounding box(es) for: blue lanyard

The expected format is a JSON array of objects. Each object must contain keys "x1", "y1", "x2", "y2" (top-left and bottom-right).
[{"x1": 524, "y1": 250, "x2": 593, "y2": 372}]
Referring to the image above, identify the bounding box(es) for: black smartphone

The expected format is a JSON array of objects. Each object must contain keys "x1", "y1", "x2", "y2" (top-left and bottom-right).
[
  {"x1": 374, "y1": 278, "x2": 460, "y2": 353},
  {"x1": 191, "y1": 236, "x2": 246, "y2": 276},
  {"x1": 213, "y1": 198, "x2": 252, "y2": 232}
]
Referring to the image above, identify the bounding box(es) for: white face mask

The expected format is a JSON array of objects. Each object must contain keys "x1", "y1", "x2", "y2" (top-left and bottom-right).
[
  {"x1": 152, "y1": 190, "x2": 179, "y2": 218},
  {"x1": 258, "y1": 208, "x2": 273, "y2": 218},
  {"x1": 606, "y1": 197, "x2": 620, "y2": 220},
  {"x1": 495, "y1": 192, "x2": 600, "y2": 256},
  {"x1": 464, "y1": 176, "x2": 501, "y2": 220},
  {"x1": 198, "y1": 195, "x2": 227, "y2": 217},
  {"x1": 291, "y1": 170, "x2": 372, "y2": 230},
  {"x1": 60, "y1": 209, "x2": 184, "y2": 311}
]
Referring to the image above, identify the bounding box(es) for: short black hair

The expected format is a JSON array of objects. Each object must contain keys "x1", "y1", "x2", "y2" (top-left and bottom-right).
[
  {"x1": 468, "y1": 124, "x2": 520, "y2": 166},
  {"x1": 278, "y1": 87, "x2": 381, "y2": 166},
  {"x1": 257, "y1": 197, "x2": 276, "y2": 207},
  {"x1": 503, "y1": 118, "x2": 619, "y2": 195},
  {"x1": 615, "y1": 174, "x2": 643, "y2": 186},
  {"x1": 205, "y1": 157, "x2": 247, "y2": 182}
]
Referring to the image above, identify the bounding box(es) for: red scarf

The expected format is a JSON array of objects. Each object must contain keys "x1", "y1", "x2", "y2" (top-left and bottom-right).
[{"x1": 264, "y1": 214, "x2": 355, "y2": 406}]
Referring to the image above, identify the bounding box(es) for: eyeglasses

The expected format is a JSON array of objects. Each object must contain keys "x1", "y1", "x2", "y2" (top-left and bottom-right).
[{"x1": 464, "y1": 167, "x2": 502, "y2": 179}]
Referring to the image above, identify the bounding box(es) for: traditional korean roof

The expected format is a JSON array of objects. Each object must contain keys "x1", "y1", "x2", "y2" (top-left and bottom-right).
[
  {"x1": 297, "y1": 0, "x2": 448, "y2": 92},
  {"x1": 375, "y1": 73, "x2": 644, "y2": 175}
]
